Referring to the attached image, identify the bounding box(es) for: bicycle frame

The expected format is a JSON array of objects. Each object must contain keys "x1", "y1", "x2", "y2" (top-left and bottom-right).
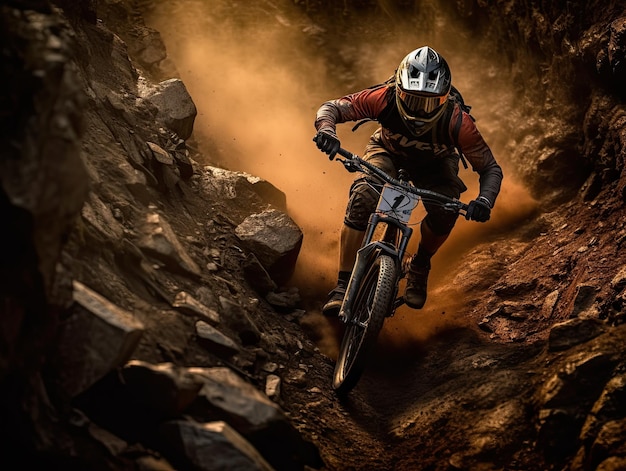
[{"x1": 334, "y1": 147, "x2": 468, "y2": 324}]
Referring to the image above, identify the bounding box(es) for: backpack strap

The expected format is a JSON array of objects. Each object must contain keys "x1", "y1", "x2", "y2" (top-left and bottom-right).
[
  {"x1": 452, "y1": 107, "x2": 469, "y2": 170},
  {"x1": 352, "y1": 118, "x2": 376, "y2": 132}
]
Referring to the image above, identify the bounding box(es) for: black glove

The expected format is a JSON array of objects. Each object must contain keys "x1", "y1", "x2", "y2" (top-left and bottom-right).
[
  {"x1": 465, "y1": 196, "x2": 492, "y2": 222},
  {"x1": 314, "y1": 129, "x2": 340, "y2": 160}
]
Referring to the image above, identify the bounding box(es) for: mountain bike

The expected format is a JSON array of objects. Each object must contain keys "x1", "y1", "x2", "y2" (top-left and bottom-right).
[{"x1": 329, "y1": 147, "x2": 469, "y2": 395}]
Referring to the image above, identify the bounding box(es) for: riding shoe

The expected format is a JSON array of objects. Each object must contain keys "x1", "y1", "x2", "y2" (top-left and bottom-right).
[
  {"x1": 322, "y1": 285, "x2": 346, "y2": 317},
  {"x1": 404, "y1": 255, "x2": 431, "y2": 309}
]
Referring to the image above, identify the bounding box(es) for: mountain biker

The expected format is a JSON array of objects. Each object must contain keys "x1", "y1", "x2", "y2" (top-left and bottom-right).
[{"x1": 313, "y1": 46, "x2": 503, "y2": 316}]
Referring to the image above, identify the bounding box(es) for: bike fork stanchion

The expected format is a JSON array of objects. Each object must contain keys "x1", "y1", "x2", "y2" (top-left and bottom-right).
[{"x1": 339, "y1": 244, "x2": 378, "y2": 322}]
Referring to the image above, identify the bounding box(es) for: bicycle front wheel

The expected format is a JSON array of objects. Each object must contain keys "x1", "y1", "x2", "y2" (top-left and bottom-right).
[{"x1": 333, "y1": 254, "x2": 397, "y2": 395}]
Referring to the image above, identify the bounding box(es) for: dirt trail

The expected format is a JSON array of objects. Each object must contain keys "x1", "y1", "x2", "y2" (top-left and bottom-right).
[{"x1": 282, "y1": 317, "x2": 546, "y2": 470}]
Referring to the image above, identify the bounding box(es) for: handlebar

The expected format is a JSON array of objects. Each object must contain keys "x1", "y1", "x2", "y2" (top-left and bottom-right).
[{"x1": 334, "y1": 147, "x2": 469, "y2": 214}]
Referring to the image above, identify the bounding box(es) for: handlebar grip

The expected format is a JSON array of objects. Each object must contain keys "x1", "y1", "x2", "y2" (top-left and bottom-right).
[{"x1": 336, "y1": 148, "x2": 354, "y2": 159}]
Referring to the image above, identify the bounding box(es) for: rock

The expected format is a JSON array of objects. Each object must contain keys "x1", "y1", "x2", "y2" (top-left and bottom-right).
[
  {"x1": 119, "y1": 360, "x2": 204, "y2": 417},
  {"x1": 538, "y1": 351, "x2": 617, "y2": 409},
  {"x1": 608, "y1": 17, "x2": 626, "y2": 82},
  {"x1": 285, "y1": 368, "x2": 307, "y2": 388},
  {"x1": 131, "y1": 28, "x2": 168, "y2": 71},
  {"x1": 0, "y1": 0, "x2": 88, "y2": 305},
  {"x1": 596, "y1": 456, "x2": 626, "y2": 471},
  {"x1": 146, "y1": 139, "x2": 189, "y2": 191},
  {"x1": 172, "y1": 291, "x2": 220, "y2": 325},
  {"x1": 199, "y1": 166, "x2": 287, "y2": 212},
  {"x1": 242, "y1": 253, "x2": 278, "y2": 295},
  {"x1": 235, "y1": 209, "x2": 303, "y2": 286},
  {"x1": 535, "y1": 325, "x2": 626, "y2": 467},
  {"x1": 135, "y1": 454, "x2": 176, "y2": 471},
  {"x1": 158, "y1": 420, "x2": 275, "y2": 471},
  {"x1": 81, "y1": 192, "x2": 125, "y2": 241},
  {"x1": 147, "y1": 141, "x2": 174, "y2": 165},
  {"x1": 185, "y1": 367, "x2": 319, "y2": 470},
  {"x1": 118, "y1": 160, "x2": 154, "y2": 205},
  {"x1": 579, "y1": 374, "x2": 626, "y2": 447},
  {"x1": 195, "y1": 286, "x2": 219, "y2": 310},
  {"x1": 540, "y1": 290, "x2": 560, "y2": 319},
  {"x1": 265, "y1": 374, "x2": 281, "y2": 400},
  {"x1": 501, "y1": 301, "x2": 535, "y2": 319},
  {"x1": 137, "y1": 212, "x2": 202, "y2": 277},
  {"x1": 141, "y1": 78, "x2": 197, "y2": 140},
  {"x1": 478, "y1": 318, "x2": 493, "y2": 332},
  {"x1": 187, "y1": 367, "x2": 286, "y2": 433},
  {"x1": 195, "y1": 320, "x2": 240, "y2": 358},
  {"x1": 265, "y1": 288, "x2": 301, "y2": 310},
  {"x1": 572, "y1": 284, "x2": 599, "y2": 318},
  {"x1": 219, "y1": 296, "x2": 261, "y2": 346},
  {"x1": 589, "y1": 418, "x2": 626, "y2": 469},
  {"x1": 548, "y1": 318, "x2": 607, "y2": 351},
  {"x1": 54, "y1": 281, "x2": 145, "y2": 397},
  {"x1": 611, "y1": 265, "x2": 626, "y2": 290}
]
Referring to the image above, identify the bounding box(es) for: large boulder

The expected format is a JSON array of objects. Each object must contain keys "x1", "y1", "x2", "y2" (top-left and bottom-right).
[
  {"x1": 235, "y1": 209, "x2": 303, "y2": 286},
  {"x1": 141, "y1": 78, "x2": 197, "y2": 140}
]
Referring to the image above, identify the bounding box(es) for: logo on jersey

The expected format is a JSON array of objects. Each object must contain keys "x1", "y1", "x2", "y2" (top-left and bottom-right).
[{"x1": 384, "y1": 131, "x2": 452, "y2": 155}]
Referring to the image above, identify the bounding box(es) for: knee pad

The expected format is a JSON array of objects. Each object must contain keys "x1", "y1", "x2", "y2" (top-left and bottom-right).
[{"x1": 344, "y1": 179, "x2": 380, "y2": 231}]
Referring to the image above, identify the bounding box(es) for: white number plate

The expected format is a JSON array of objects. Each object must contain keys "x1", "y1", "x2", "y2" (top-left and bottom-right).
[{"x1": 376, "y1": 184, "x2": 419, "y2": 224}]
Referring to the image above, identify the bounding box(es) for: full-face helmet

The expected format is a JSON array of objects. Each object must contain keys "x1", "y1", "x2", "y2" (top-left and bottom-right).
[{"x1": 395, "y1": 46, "x2": 452, "y2": 134}]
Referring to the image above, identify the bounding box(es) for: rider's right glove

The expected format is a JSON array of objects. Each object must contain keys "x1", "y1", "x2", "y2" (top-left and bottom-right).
[
  {"x1": 465, "y1": 196, "x2": 492, "y2": 222},
  {"x1": 314, "y1": 129, "x2": 340, "y2": 160}
]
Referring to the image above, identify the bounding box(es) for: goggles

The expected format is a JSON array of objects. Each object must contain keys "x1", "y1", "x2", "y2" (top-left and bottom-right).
[{"x1": 397, "y1": 88, "x2": 449, "y2": 119}]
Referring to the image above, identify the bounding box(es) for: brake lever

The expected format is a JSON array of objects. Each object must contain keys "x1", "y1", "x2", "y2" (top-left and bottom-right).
[
  {"x1": 341, "y1": 159, "x2": 361, "y2": 173},
  {"x1": 443, "y1": 202, "x2": 468, "y2": 215}
]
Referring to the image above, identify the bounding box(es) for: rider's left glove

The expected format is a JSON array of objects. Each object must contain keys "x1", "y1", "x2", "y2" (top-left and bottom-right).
[
  {"x1": 314, "y1": 129, "x2": 340, "y2": 160},
  {"x1": 465, "y1": 196, "x2": 492, "y2": 222}
]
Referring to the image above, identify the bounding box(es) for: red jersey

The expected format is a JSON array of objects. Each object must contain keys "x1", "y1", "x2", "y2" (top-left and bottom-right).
[{"x1": 315, "y1": 84, "x2": 503, "y2": 205}]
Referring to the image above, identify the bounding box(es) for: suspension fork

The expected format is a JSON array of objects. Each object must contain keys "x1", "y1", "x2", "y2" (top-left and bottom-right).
[
  {"x1": 367, "y1": 212, "x2": 414, "y2": 272},
  {"x1": 339, "y1": 214, "x2": 413, "y2": 322}
]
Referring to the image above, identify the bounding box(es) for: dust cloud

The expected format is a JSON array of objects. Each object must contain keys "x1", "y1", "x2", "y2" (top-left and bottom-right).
[
  {"x1": 145, "y1": 1, "x2": 539, "y2": 352},
  {"x1": 145, "y1": 1, "x2": 358, "y2": 299}
]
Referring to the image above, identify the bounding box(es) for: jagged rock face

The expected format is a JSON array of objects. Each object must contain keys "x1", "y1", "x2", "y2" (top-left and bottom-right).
[
  {"x1": 467, "y1": 0, "x2": 626, "y2": 204},
  {"x1": 1, "y1": 1, "x2": 626, "y2": 471},
  {"x1": 0, "y1": 1, "x2": 89, "y2": 375},
  {"x1": 0, "y1": 1, "x2": 313, "y2": 469}
]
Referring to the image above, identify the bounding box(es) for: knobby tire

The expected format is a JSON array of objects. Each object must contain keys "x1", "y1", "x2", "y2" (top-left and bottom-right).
[{"x1": 333, "y1": 254, "x2": 397, "y2": 395}]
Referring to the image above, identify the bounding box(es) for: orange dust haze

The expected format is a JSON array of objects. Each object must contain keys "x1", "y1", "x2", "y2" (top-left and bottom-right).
[{"x1": 144, "y1": 1, "x2": 538, "y2": 354}]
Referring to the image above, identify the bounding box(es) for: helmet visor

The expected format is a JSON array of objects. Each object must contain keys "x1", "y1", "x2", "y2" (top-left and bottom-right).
[{"x1": 397, "y1": 88, "x2": 448, "y2": 119}]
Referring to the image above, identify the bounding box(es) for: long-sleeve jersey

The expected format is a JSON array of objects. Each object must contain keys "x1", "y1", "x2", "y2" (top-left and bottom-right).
[{"x1": 315, "y1": 84, "x2": 503, "y2": 206}]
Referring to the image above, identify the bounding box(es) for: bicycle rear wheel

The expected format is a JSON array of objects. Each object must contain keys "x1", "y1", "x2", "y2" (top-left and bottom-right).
[{"x1": 333, "y1": 254, "x2": 397, "y2": 395}]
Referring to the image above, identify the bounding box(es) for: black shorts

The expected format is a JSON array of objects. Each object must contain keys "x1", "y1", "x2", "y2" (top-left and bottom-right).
[{"x1": 344, "y1": 152, "x2": 467, "y2": 234}]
